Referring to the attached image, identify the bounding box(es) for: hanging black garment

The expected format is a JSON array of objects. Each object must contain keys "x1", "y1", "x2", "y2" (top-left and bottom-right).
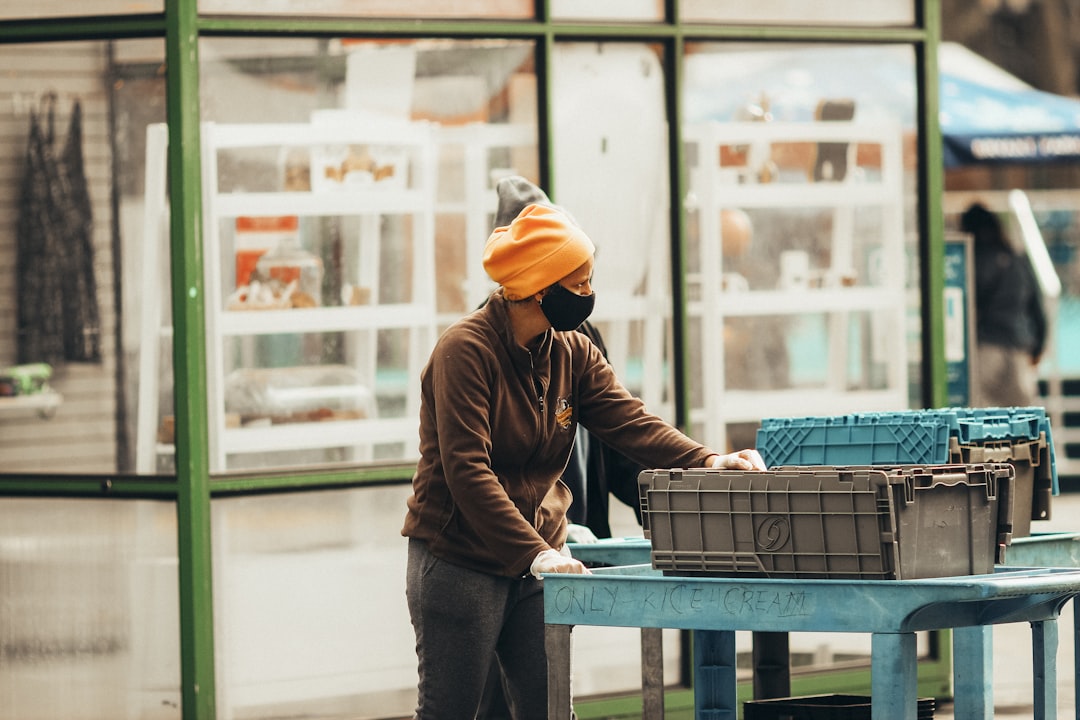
[
  {"x1": 14, "y1": 95, "x2": 102, "y2": 365},
  {"x1": 15, "y1": 97, "x2": 65, "y2": 366},
  {"x1": 57, "y1": 100, "x2": 101, "y2": 362}
]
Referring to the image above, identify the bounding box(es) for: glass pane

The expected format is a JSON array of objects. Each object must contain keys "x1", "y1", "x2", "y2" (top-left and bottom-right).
[
  {"x1": 550, "y1": 0, "x2": 663, "y2": 22},
  {"x1": 199, "y1": 37, "x2": 538, "y2": 473},
  {"x1": 1, "y1": 0, "x2": 162, "y2": 19},
  {"x1": 0, "y1": 498, "x2": 180, "y2": 719},
  {"x1": 552, "y1": 42, "x2": 675, "y2": 422},
  {"x1": 0, "y1": 39, "x2": 171, "y2": 475},
  {"x1": 212, "y1": 485, "x2": 416, "y2": 718},
  {"x1": 550, "y1": 43, "x2": 682, "y2": 693},
  {"x1": 212, "y1": 485, "x2": 669, "y2": 717},
  {"x1": 682, "y1": 0, "x2": 914, "y2": 26},
  {"x1": 682, "y1": 42, "x2": 922, "y2": 453},
  {"x1": 199, "y1": 0, "x2": 531, "y2": 18}
]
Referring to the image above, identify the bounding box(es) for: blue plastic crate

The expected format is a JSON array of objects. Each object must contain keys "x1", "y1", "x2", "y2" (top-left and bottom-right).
[
  {"x1": 757, "y1": 407, "x2": 1058, "y2": 496},
  {"x1": 757, "y1": 414, "x2": 950, "y2": 468}
]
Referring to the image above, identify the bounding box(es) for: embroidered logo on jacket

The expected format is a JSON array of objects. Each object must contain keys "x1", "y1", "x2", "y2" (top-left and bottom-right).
[{"x1": 554, "y1": 398, "x2": 573, "y2": 430}]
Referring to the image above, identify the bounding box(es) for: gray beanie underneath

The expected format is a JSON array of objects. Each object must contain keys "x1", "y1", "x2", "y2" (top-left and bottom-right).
[{"x1": 494, "y1": 176, "x2": 551, "y2": 228}]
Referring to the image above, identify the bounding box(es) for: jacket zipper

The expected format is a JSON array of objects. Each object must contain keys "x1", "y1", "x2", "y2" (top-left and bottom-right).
[
  {"x1": 529, "y1": 352, "x2": 546, "y2": 417},
  {"x1": 527, "y1": 351, "x2": 545, "y2": 524}
]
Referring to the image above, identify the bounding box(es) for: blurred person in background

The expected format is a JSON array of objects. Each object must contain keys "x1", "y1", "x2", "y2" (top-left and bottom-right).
[{"x1": 961, "y1": 202, "x2": 1047, "y2": 407}]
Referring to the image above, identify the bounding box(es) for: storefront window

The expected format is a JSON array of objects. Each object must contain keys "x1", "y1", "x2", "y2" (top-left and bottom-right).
[
  {"x1": 198, "y1": 37, "x2": 538, "y2": 473},
  {"x1": 681, "y1": 0, "x2": 915, "y2": 26},
  {"x1": 0, "y1": 39, "x2": 169, "y2": 475},
  {"x1": 681, "y1": 42, "x2": 922, "y2": 454},
  {"x1": 198, "y1": 0, "x2": 532, "y2": 19},
  {"x1": 0, "y1": 498, "x2": 179, "y2": 719}
]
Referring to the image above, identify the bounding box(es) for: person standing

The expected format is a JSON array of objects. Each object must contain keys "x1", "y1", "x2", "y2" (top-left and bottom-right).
[
  {"x1": 401, "y1": 202, "x2": 764, "y2": 719},
  {"x1": 474, "y1": 177, "x2": 645, "y2": 719},
  {"x1": 961, "y1": 202, "x2": 1047, "y2": 408},
  {"x1": 490, "y1": 176, "x2": 644, "y2": 542}
]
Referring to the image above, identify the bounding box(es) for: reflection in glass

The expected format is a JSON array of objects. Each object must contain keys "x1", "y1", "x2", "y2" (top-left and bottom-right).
[
  {"x1": 199, "y1": 38, "x2": 538, "y2": 472},
  {"x1": 681, "y1": 43, "x2": 922, "y2": 452},
  {"x1": 681, "y1": 0, "x2": 914, "y2": 26},
  {"x1": 0, "y1": 498, "x2": 179, "y2": 719},
  {"x1": 552, "y1": 42, "x2": 675, "y2": 421},
  {"x1": 0, "y1": 40, "x2": 170, "y2": 475}
]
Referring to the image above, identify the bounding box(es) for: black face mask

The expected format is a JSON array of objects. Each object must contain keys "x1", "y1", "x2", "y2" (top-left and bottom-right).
[{"x1": 539, "y1": 283, "x2": 596, "y2": 331}]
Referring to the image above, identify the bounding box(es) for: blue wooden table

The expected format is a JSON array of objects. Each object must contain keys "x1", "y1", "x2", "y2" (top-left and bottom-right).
[
  {"x1": 544, "y1": 561, "x2": 1080, "y2": 719},
  {"x1": 567, "y1": 537, "x2": 796, "y2": 700}
]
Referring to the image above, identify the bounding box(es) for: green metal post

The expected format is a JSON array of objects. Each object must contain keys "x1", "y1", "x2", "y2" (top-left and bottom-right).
[
  {"x1": 666, "y1": 28, "x2": 693, "y2": 433},
  {"x1": 920, "y1": 0, "x2": 949, "y2": 408},
  {"x1": 164, "y1": 1, "x2": 216, "y2": 718}
]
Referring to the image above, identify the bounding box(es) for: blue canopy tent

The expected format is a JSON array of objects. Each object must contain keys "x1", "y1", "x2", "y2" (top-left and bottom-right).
[
  {"x1": 939, "y1": 42, "x2": 1080, "y2": 167},
  {"x1": 684, "y1": 42, "x2": 1080, "y2": 168}
]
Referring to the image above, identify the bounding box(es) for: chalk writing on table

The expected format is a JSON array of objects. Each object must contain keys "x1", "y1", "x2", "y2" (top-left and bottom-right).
[{"x1": 550, "y1": 583, "x2": 812, "y2": 619}]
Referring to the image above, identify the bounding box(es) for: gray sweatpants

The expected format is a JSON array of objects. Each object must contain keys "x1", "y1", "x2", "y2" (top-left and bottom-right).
[{"x1": 406, "y1": 538, "x2": 556, "y2": 719}]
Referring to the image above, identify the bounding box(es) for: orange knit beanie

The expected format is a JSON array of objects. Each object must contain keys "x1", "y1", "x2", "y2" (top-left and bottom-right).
[{"x1": 483, "y1": 203, "x2": 595, "y2": 300}]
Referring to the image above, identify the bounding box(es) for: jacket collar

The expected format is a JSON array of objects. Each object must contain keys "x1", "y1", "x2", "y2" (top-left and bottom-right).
[{"x1": 485, "y1": 291, "x2": 553, "y2": 375}]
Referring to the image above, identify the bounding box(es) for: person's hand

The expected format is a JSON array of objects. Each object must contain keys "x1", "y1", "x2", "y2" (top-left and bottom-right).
[
  {"x1": 530, "y1": 548, "x2": 592, "y2": 578},
  {"x1": 708, "y1": 448, "x2": 766, "y2": 471},
  {"x1": 566, "y1": 523, "x2": 599, "y2": 544}
]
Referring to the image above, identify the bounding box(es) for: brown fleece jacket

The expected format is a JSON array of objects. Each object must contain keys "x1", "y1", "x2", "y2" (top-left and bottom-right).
[{"x1": 401, "y1": 292, "x2": 713, "y2": 576}]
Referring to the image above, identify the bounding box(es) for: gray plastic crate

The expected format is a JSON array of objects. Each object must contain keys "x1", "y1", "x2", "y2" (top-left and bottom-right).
[
  {"x1": 638, "y1": 464, "x2": 1013, "y2": 580},
  {"x1": 948, "y1": 432, "x2": 1050, "y2": 538}
]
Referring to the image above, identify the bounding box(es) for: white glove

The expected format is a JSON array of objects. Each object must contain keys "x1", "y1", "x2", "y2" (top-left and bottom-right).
[
  {"x1": 530, "y1": 549, "x2": 591, "y2": 579},
  {"x1": 709, "y1": 448, "x2": 767, "y2": 471},
  {"x1": 566, "y1": 523, "x2": 599, "y2": 544}
]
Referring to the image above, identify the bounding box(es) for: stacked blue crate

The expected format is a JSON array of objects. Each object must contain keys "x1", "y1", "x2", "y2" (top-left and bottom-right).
[{"x1": 756, "y1": 406, "x2": 1057, "y2": 538}]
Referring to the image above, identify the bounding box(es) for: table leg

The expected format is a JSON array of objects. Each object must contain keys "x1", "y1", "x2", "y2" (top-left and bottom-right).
[
  {"x1": 752, "y1": 631, "x2": 791, "y2": 699},
  {"x1": 1032, "y1": 619, "x2": 1059, "y2": 720},
  {"x1": 871, "y1": 632, "x2": 917, "y2": 720},
  {"x1": 952, "y1": 625, "x2": 994, "y2": 720},
  {"x1": 640, "y1": 627, "x2": 665, "y2": 719},
  {"x1": 692, "y1": 629, "x2": 737, "y2": 720},
  {"x1": 1074, "y1": 600, "x2": 1079, "y2": 720},
  {"x1": 546, "y1": 623, "x2": 573, "y2": 720}
]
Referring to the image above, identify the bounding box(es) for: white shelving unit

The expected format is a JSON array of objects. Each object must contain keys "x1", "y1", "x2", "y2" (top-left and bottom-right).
[
  {"x1": 684, "y1": 120, "x2": 909, "y2": 450},
  {"x1": 433, "y1": 122, "x2": 536, "y2": 326},
  {"x1": 199, "y1": 118, "x2": 438, "y2": 473},
  {"x1": 137, "y1": 120, "x2": 440, "y2": 473}
]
